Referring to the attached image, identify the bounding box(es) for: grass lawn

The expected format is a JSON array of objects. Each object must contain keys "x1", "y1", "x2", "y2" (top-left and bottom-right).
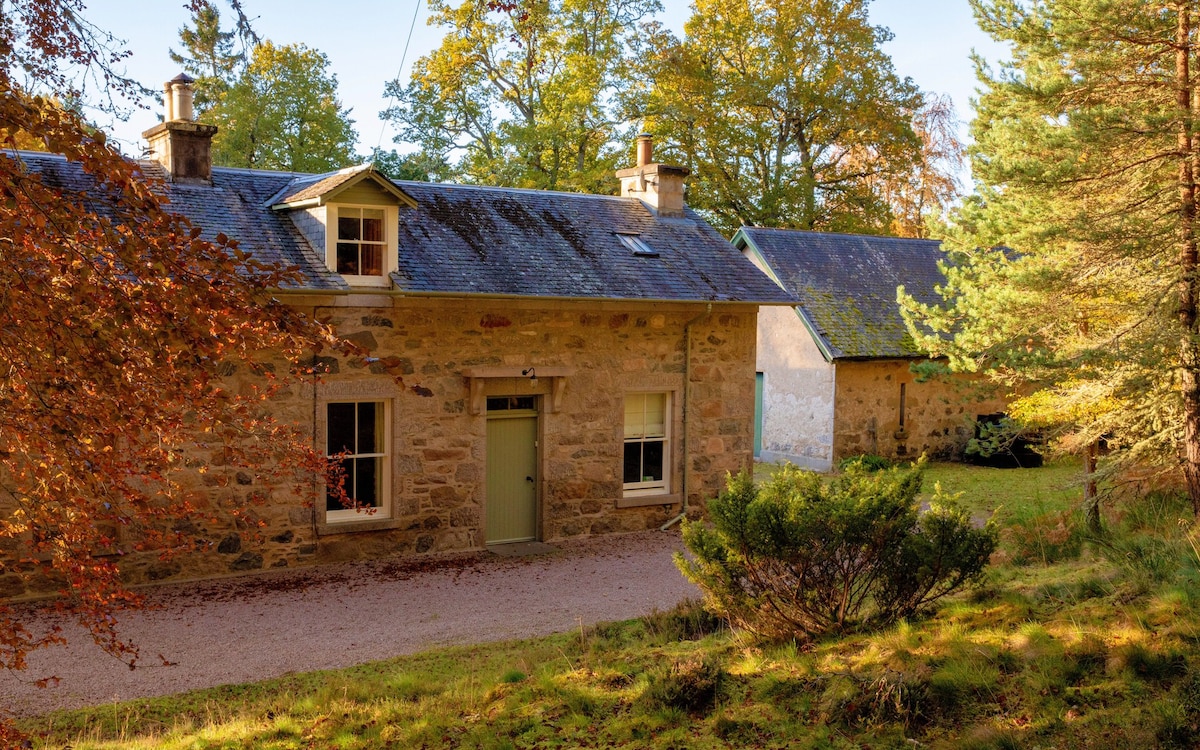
[{"x1": 20, "y1": 458, "x2": 1200, "y2": 749}]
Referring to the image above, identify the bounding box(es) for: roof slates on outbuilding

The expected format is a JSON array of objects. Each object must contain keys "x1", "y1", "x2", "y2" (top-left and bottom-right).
[{"x1": 738, "y1": 227, "x2": 946, "y2": 359}]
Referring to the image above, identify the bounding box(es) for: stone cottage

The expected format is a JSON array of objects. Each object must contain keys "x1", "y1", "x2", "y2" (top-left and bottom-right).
[
  {"x1": 734, "y1": 227, "x2": 1008, "y2": 471},
  {"x1": 8, "y1": 77, "x2": 794, "y2": 586}
]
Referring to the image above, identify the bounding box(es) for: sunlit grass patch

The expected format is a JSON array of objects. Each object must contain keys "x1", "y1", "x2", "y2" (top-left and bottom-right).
[{"x1": 24, "y1": 460, "x2": 1200, "y2": 749}]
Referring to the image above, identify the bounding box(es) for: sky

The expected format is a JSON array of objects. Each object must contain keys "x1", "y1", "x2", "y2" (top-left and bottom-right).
[{"x1": 83, "y1": 0, "x2": 1009, "y2": 176}]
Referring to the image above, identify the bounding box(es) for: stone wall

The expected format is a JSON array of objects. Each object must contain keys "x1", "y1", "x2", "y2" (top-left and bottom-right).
[
  {"x1": 832, "y1": 359, "x2": 1009, "y2": 462},
  {"x1": 4, "y1": 297, "x2": 759, "y2": 596},
  {"x1": 755, "y1": 304, "x2": 836, "y2": 470}
]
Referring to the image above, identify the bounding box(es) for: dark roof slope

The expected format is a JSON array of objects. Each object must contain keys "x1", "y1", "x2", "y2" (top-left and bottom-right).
[
  {"x1": 736, "y1": 227, "x2": 946, "y2": 359},
  {"x1": 390, "y1": 182, "x2": 794, "y2": 302},
  {"x1": 15, "y1": 151, "x2": 791, "y2": 303},
  {"x1": 17, "y1": 152, "x2": 343, "y2": 289}
]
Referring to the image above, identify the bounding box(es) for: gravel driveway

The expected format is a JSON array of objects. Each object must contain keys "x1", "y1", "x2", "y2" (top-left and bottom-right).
[{"x1": 0, "y1": 530, "x2": 698, "y2": 718}]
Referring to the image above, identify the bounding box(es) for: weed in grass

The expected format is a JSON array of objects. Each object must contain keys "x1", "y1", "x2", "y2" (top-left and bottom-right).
[
  {"x1": 948, "y1": 723, "x2": 1023, "y2": 750},
  {"x1": 927, "y1": 654, "x2": 1001, "y2": 719},
  {"x1": 644, "y1": 655, "x2": 724, "y2": 714},
  {"x1": 641, "y1": 598, "x2": 725, "y2": 643},
  {"x1": 1063, "y1": 634, "x2": 1109, "y2": 684},
  {"x1": 712, "y1": 713, "x2": 764, "y2": 744},
  {"x1": 1003, "y1": 507, "x2": 1084, "y2": 566},
  {"x1": 500, "y1": 669, "x2": 526, "y2": 684},
  {"x1": 1117, "y1": 642, "x2": 1188, "y2": 682}
]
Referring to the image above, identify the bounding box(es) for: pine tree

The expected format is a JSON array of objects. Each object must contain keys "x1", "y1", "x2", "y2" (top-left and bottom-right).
[{"x1": 903, "y1": 0, "x2": 1200, "y2": 515}]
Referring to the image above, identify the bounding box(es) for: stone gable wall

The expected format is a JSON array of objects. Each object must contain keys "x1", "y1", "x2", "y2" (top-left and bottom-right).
[
  {"x1": 2, "y1": 298, "x2": 759, "y2": 596},
  {"x1": 832, "y1": 359, "x2": 1009, "y2": 462}
]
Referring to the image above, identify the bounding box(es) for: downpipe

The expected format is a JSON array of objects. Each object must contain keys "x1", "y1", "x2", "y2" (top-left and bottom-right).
[{"x1": 662, "y1": 302, "x2": 712, "y2": 531}]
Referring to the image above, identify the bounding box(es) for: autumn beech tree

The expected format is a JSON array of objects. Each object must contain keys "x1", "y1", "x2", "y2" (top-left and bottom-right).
[
  {"x1": 0, "y1": 1, "x2": 348, "y2": 736},
  {"x1": 903, "y1": 0, "x2": 1200, "y2": 519},
  {"x1": 644, "y1": 0, "x2": 924, "y2": 236}
]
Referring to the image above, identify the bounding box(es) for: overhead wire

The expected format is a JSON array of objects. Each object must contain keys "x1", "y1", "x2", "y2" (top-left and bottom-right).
[{"x1": 373, "y1": 0, "x2": 424, "y2": 159}]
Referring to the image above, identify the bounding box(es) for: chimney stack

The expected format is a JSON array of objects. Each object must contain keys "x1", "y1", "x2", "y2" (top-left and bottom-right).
[
  {"x1": 142, "y1": 74, "x2": 217, "y2": 183},
  {"x1": 616, "y1": 134, "x2": 689, "y2": 218}
]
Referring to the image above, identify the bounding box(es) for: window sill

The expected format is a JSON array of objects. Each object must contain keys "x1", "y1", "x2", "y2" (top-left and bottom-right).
[
  {"x1": 317, "y1": 515, "x2": 402, "y2": 536},
  {"x1": 341, "y1": 276, "x2": 394, "y2": 288},
  {"x1": 617, "y1": 493, "x2": 679, "y2": 509}
]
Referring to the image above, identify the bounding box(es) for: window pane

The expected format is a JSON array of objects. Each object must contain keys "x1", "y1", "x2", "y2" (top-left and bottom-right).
[
  {"x1": 624, "y1": 394, "x2": 645, "y2": 438},
  {"x1": 361, "y1": 244, "x2": 383, "y2": 276},
  {"x1": 623, "y1": 442, "x2": 643, "y2": 484},
  {"x1": 357, "y1": 402, "x2": 380, "y2": 452},
  {"x1": 326, "y1": 457, "x2": 355, "y2": 511},
  {"x1": 643, "y1": 439, "x2": 665, "y2": 482},
  {"x1": 337, "y1": 212, "x2": 361, "y2": 241},
  {"x1": 327, "y1": 403, "x2": 356, "y2": 454},
  {"x1": 336, "y1": 243, "x2": 360, "y2": 275},
  {"x1": 355, "y1": 456, "x2": 380, "y2": 508},
  {"x1": 644, "y1": 393, "x2": 666, "y2": 437},
  {"x1": 362, "y1": 210, "x2": 385, "y2": 242}
]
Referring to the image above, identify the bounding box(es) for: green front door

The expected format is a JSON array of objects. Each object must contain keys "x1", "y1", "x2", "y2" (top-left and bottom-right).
[{"x1": 486, "y1": 410, "x2": 539, "y2": 544}]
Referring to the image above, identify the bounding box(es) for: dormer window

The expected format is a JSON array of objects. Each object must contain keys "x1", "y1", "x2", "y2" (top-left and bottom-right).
[
  {"x1": 269, "y1": 164, "x2": 415, "y2": 288},
  {"x1": 326, "y1": 204, "x2": 398, "y2": 286},
  {"x1": 337, "y1": 207, "x2": 386, "y2": 275}
]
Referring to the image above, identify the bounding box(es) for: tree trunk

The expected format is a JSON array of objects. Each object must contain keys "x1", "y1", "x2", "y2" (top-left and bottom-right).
[
  {"x1": 1083, "y1": 442, "x2": 1101, "y2": 533},
  {"x1": 1176, "y1": 5, "x2": 1200, "y2": 514}
]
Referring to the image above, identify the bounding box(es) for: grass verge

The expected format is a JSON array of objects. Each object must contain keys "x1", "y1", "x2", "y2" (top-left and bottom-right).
[{"x1": 21, "y1": 459, "x2": 1200, "y2": 749}]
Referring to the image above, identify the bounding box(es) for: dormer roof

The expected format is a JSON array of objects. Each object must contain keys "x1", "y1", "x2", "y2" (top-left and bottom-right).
[{"x1": 267, "y1": 163, "x2": 418, "y2": 210}]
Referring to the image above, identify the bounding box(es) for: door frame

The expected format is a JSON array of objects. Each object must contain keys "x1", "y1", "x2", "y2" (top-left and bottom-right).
[{"x1": 484, "y1": 397, "x2": 541, "y2": 544}]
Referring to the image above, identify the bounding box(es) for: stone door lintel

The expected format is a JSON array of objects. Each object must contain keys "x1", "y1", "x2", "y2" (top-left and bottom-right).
[{"x1": 463, "y1": 367, "x2": 575, "y2": 415}]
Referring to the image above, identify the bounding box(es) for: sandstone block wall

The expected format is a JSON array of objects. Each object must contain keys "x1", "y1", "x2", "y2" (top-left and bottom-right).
[
  {"x1": 2, "y1": 298, "x2": 760, "y2": 596},
  {"x1": 832, "y1": 359, "x2": 1009, "y2": 462}
]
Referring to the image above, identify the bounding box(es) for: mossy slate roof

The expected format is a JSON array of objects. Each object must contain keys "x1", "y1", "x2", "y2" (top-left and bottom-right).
[
  {"x1": 736, "y1": 227, "x2": 947, "y2": 360},
  {"x1": 17, "y1": 152, "x2": 794, "y2": 304}
]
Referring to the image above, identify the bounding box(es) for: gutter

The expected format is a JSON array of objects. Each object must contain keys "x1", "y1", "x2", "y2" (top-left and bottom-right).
[
  {"x1": 662, "y1": 302, "x2": 713, "y2": 531},
  {"x1": 269, "y1": 285, "x2": 793, "y2": 306}
]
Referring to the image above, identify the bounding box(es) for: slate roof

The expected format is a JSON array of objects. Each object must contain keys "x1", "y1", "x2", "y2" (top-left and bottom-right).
[
  {"x1": 14, "y1": 151, "x2": 793, "y2": 304},
  {"x1": 266, "y1": 164, "x2": 370, "y2": 206},
  {"x1": 388, "y1": 181, "x2": 793, "y2": 302},
  {"x1": 18, "y1": 152, "x2": 342, "y2": 289},
  {"x1": 735, "y1": 227, "x2": 947, "y2": 360}
]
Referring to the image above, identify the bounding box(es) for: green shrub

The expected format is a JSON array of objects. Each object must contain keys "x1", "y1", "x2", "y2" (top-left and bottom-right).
[
  {"x1": 838, "y1": 453, "x2": 894, "y2": 472},
  {"x1": 677, "y1": 461, "x2": 998, "y2": 642}
]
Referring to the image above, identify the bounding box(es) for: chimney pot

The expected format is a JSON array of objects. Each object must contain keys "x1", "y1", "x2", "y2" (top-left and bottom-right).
[
  {"x1": 635, "y1": 133, "x2": 653, "y2": 167},
  {"x1": 167, "y1": 74, "x2": 196, "y2": 122},
  {"x1": 615, "y1": 133, "x2": 690, "y2": 218}
]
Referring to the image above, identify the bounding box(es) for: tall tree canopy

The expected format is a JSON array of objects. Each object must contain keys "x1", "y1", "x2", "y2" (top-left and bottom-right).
[
  {"x1": 207, "y1": 40, "x2": 358, "y2": 172},
  {"x1": 0, "y1": 2, "x2": 346, "y2": 739},
  {"x1": 169, "y1": 3, "x2": 244, "y2": 112},
  {"x1": 643, "y1": 0, "x2": 924, "y2": 235},
  {"x1": 903, "y1": 0, "x2": 1200, "y2": 512},
  {"x1": 382, "y1": 0, "x2": 663, "y2": 191}
]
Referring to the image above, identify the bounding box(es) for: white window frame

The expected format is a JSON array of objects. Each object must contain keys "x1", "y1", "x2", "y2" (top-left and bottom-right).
[
  {"x1": 324, "y1": 399, "x2": 391, "y2": 523},
  {"x1": 623, "y1": 391, "x2": 671, "y2": 497},
  {"x1": 326, "y1": 203, "x2": 398, "y2": 287}
]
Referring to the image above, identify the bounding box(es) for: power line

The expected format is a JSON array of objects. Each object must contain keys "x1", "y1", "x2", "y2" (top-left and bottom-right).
[{"x1": 374, "y1": 0, "x2": 424, "y2": 157}]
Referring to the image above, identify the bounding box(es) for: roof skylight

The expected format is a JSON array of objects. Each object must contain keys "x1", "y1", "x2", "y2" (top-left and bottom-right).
[{"x1": 616, "y1": 232, "x2": 658, "y2": 257}]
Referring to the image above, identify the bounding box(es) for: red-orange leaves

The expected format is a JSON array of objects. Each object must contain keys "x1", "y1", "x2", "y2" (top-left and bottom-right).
[{"x1": 0, "y1": 7, "x2": 352, "y2": 739}]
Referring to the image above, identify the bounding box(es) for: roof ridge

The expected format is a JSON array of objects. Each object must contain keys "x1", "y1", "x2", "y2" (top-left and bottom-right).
[
  {"x1": 746, "y1": 226, "x2": 943, "y2": 244},
  {"x1": 396, "y1": 180, "x2": 636, "y2": 203}
]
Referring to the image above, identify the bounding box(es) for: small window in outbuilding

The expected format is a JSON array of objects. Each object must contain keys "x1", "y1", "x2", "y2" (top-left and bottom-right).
[{"x1": 616, "y1": 232, "x2": 658, "y2": 257}]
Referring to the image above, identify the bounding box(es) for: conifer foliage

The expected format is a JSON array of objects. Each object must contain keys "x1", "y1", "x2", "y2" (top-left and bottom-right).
[
  {"x1": 677, "y1": 462, "x2": 996, "y2": 642},
  {"x1": 904, "y1": 1, "x2": 1200, "y2": 513}
]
